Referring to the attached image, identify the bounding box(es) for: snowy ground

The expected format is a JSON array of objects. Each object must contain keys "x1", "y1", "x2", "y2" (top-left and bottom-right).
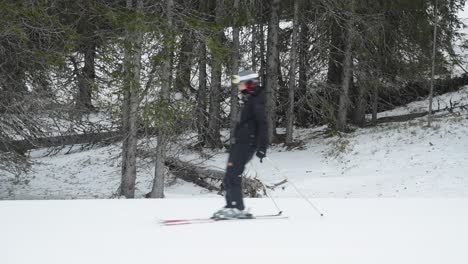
[{"x1": 1, "y1": 198, "x2": 468, "y2": 264}]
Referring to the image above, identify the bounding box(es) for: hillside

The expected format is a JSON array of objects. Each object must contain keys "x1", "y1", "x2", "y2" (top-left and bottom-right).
[{"x1": 1, "y1": 86, "x2": 467, "y2": 200}]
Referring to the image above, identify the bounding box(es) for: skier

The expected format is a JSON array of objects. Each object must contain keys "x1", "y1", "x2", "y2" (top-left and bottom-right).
[{"x1": 212, "y1": 70, "x2": 268, "y2": 220}]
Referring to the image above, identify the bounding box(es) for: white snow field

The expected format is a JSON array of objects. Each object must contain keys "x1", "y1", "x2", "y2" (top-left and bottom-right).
[{"x1": 1, "y1": 198, "x2": 468, "y2": 264}]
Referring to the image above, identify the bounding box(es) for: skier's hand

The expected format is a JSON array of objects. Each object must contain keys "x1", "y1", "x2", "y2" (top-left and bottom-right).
[{"x1": 256, "y1": 149, "x2": 266, "y2": 163}]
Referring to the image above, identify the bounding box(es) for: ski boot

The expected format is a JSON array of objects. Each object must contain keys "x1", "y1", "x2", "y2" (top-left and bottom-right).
[{"x1": 211, "y1": 207, "x2": 253, "y2": 220}]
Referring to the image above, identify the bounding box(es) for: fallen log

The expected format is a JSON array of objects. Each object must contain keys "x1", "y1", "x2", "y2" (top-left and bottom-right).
[
  {"x1": 265, "y1": 179, "x2": 288, "y2": 190},
  {"x1": 0, "y1": 131, "x2": 122, "y2": 154},
  {"x1": 165, "y1": 157, "x2": 267, "y2": 198},
  {"x1": 372, "y1": 103, "x2": 468, "y2": 124},
  {"x1": 1, "y1": 127, "x2": 158, "y2": 154},
  {"x1": 375, "y1": 111, "x2": 429, "y2": 123}
]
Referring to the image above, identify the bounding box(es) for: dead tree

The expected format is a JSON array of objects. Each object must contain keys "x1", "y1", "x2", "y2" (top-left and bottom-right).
[{"x1": 164, "y1": 158, "x2": 286, "y2": 198}]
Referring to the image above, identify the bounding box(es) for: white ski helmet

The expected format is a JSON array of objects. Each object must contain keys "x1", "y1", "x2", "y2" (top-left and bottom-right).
[{"x1": 232, "y1": 70, "x2": 259, "y2": 84}]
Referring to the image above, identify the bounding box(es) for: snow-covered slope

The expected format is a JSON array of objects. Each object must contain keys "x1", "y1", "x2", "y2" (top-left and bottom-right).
[
  {"x1": 189, "y1": 85, "x2": 468, "y2": 199},
  {"x1": 1, "y1": 86, "x2": 468, "y2": 200},
  {"x1": 1, "y1": 198, "x2": 467, "y2": 264}
]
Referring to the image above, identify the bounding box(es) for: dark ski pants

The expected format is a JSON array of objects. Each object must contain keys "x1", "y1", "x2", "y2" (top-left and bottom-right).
[{"x1": 223, "y1": 143, "x2": 256, "y2": 210}]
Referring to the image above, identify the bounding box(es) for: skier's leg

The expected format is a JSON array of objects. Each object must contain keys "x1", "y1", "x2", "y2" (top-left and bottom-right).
[
  {"x1": 223, "y1": 144, "x2": 239, "y2": 208},
  {"x1": 223, "y1": 176, "x2": 233, "y2": 208},
  {"x1": 224, "y1": 144, "x2": 249, "y2": 210}
]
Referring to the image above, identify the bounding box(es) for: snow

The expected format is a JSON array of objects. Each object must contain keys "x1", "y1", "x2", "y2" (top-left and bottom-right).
[
  {"x1": 0, "y1": 144, "x2": 216, "y2": 200},
  {"x1": 1, "y1": 198, "x2": 468, "y2": 264},
  {"x1": 373, "y1": 85, "x2": 468, "y2": 118}
]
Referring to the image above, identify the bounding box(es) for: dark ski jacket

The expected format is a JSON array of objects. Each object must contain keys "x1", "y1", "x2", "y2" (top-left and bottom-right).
[{"x1": 234, "y1": 85, "x2": 268, "y2": 152}]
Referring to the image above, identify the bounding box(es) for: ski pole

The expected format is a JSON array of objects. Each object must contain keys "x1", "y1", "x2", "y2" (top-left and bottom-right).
[
  {"x1": 265, "y1": 157, "x2": 324, "y2": 217},
  {"x1": 250, "y1": 161, "x2": 283, "y2": 215}
]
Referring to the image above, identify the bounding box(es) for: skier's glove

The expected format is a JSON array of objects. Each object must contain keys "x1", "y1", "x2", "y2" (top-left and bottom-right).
[{"x1": 256, "y1": 148, "x2": 266, "y2": 163}]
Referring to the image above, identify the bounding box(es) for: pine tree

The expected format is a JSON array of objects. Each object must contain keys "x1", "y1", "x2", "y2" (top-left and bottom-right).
[
  {"x1": 150, "y1": 0, "x2": 175, "y2": 198},
  {"x1": 120, "y1": 0, "x2": 144, "y2": 198}
]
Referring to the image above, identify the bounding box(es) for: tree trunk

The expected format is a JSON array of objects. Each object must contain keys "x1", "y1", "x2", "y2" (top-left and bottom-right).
[
  {"x1": 150, "y1": 0, "x2": 174, "y2": 198},
  {"x1": 76, "y1": 36, "x2": 96, "y2": 112},
  {"x1": 76, "y1": 0, "x2": 96, "y2": 113},
  {"x1": 197, "y1": 42, "x2": 208, "y2": 145},
  {"x1": 277, "y1": 60, "x2": 288, "y2": 127},
  {"x1": 152, "y1": 134, "x2": 167, "y2": 198},
  {"x1": 249, "y1": 0, "x2": 257, "y2": 72},
  {"x1": 207, "y1": 0, "x2": 224, "y2": 149},
  {"x1": 195, "y1": 0, "x2": 210, "y2": 146},
  {"x1": 372, "y1": 85, "x2": 378, "y2": 123},
  {"x1": 259, "y1": 23, "x2": 266, "y2": 87},
  {"x1": 336, "y1": 51, "x2": 352, "y2": 132},
  {"x1": 337, "y1": 2, "x2": 354, "y2": 132},
  {"x1": 230, "y1": 0, "x2": 240, "y2": 145},
  {"x1": 428, "y1": 0, "x2": 438, "y2": 127},
  {"x1": 296, "y1": 19, "x2": 309, "y2": 127},
  {"x1": 207, "y1": 55, "x2": 223, "y2": 148},
  {"x1": 251, "y1": 26, "x2": 257, "y2": 72},
  {"x1": 285, "y1": 0, "x2": 300, "y2": 144},
  {"x1": 350, "y1": 81, "x2": 366, "y2": 127},
  {"x1": 121, "y1": 0, "x2": 143, "y2": 198},
  {"x1": 175, "y1": 29, "x2": 194, "y2": 99},
  {"x1": 266, "y1": 0, "x2": 280, "y2": 143},
  {"x1": 327, "y1": 17, "x2": 345, "y2": 126}
]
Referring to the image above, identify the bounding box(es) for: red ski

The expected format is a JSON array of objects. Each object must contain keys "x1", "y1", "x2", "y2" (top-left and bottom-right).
[{"x1": 159, "y1": 213, "x2": 287, "y2": 226}]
